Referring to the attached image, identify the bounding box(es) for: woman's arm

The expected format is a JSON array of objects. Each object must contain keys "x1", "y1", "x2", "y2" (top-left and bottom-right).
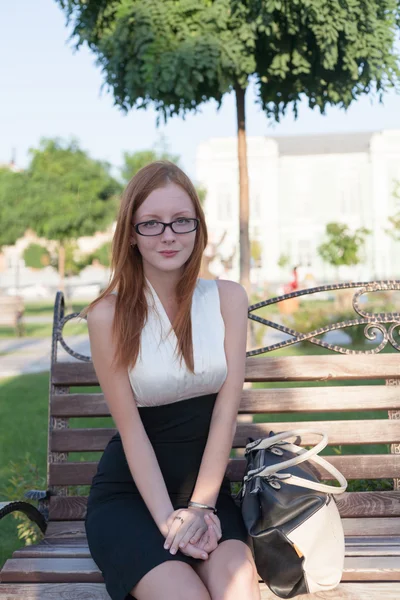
[
  {"x1": 189, "y1": 280, "x2": 248, "y2": 509},
  {"x1": 87, "y1": 296, "x2": 176, "y2": 538}
]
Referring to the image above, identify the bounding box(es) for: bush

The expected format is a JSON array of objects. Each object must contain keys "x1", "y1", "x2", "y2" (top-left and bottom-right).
[{"x1": 0, "y1": 453, "x2": 46, "y2": 545}]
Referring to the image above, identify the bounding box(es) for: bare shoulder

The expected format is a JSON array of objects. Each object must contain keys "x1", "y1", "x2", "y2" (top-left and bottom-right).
[
  {"x1": 86, "y1": 294, "x2": 117, "y2": 328},
  {"x1": 215, "y1": 279, "x2": 248, "y2": 310},
  {"x1": 216, "y1": 279, "x2": 249, "y2": 317}
]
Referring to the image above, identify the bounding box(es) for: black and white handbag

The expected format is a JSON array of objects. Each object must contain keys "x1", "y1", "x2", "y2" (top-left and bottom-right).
[{"x1": 237, "y1": 429, "x2": 348, "y2": 598}]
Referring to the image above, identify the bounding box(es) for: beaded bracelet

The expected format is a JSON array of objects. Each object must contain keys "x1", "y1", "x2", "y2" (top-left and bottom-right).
[{"x1": 188, "y1": 501, "x2": 217, "y2": 514}]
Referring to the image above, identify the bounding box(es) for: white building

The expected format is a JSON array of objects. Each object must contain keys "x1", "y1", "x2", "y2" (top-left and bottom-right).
[{"x1": 196, "y1": 130, "x2": 400, "y2": 284}]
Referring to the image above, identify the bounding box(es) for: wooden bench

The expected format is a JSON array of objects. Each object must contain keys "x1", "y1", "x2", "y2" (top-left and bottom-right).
[
  {"x1": 1, "y1": 280, "x2": 399, "y2": 599},
  {"x1": 0, "y1": 295, "x2": 24, "y2": 336}
]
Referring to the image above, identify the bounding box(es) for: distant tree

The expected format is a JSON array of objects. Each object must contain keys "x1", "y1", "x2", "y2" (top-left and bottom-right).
[
  {"x1": 0, "y1": 168, "x2": 29, "y2": 249},
  {"x1": 317, "y1": 222, "x2": 371, "y2": 271},
  {"x1": 22, "y1": 138, "x2": 122, "y2": 292},
  {"x1": 23, "y1": 243, "x2": 51, "y2": 269},
  {"x1": 122, "y1": 143, "x2": 206, "y2": 205},
  {"x1": 121, "y1": 135, "x2": 180, "y2": 183},
  {"x1": 251, "y1": 239, "x2": 262, "y2": 267},
  {"x1": 57, "y1": 0, "x2": 400, "y2": 296},
  {"x1": 88, "y1": 241, "x2": 112, "y2": 268},
  {"x1": 278, "y1": 253, "x2": 290, "y2": 269}
]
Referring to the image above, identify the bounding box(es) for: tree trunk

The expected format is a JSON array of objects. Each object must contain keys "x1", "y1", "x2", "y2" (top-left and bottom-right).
[
  {"x1": 235, "y1": 83, "x2": 256, "y2": 351},
  {"x1": 235, "y1": 84, "x2": 251, "y2": 296}
]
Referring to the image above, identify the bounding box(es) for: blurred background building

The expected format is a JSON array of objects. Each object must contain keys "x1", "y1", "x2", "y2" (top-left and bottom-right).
[{"x1": 197, "y1": 129, "x2": 400, "y2": 286}]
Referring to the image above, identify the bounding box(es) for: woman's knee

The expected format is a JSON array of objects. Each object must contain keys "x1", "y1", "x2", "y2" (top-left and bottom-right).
[
  {"x1": 132, "y1": 560, "x2": 212, "y2": 600},
  {"x1": 222, "y1": 553, "x2": 257, "y2": 585}
]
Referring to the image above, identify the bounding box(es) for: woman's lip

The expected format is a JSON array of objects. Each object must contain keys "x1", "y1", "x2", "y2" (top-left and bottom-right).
[{"x1": 159, "y1": 251, "x2": 178, "y2": 255}]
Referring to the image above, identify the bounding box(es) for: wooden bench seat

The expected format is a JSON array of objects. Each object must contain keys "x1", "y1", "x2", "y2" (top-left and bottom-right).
[{"x1": 1, "y1": 281, "x2": 400, "y2": 599}]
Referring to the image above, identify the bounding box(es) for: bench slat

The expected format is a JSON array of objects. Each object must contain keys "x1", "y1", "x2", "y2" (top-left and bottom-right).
[
  {"x1": 12, "y1": 539, "x2": 400, "y2": 559},
  {"x1": 48, "y1": 455, "x2": 399, "y2": 486},
  {"x1": 51, "y1": 385, "x2": 400, "y2": 417},
  {"x1": 0, "y1": 583, "x2": 111, "y2": 600},
  {"x1": 0, "y1": 583, "x2": 399, "y2": 600},
  {"x1": 50, "y1": 420, "x2": 400, "y2": 452},
  {"x1": 47, "y1": 491, "x2": 400, "y2": 521},
  {"x1": 1, "y1": 555, "x2": 399, "y2": 583},
  {"x1": 41, "y1": 517, "x2": 400, "y2": 540},
  {"x1": 260, "y1": 582, "x2": 400, "y2": 599},
  {"x1": 51, "y1": 355, "x2": 400, "y2": 386}
]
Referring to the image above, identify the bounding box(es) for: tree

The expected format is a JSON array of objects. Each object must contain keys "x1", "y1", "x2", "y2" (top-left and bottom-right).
[
  {"x1": 56, "y1": 0, "x2": 400, "y2": 294},
  {"x1": 122, "y1": 144, "x2": 207, "y2": 205},
  {"x1": 121, "y1": 135, "x2": 180, "y2": 183},
  {"x1": 23, "y1": 138, "x2": 122, "y2": 292},
  {"x1": 23, "y1": 243, "x2": 51, "y2": 269},
  {"x1": 317, "y1": 222, "x2": 371, "y2": 271},
  {"x1": 0, "y1": 168, "x2": 29, "y2": 249}
]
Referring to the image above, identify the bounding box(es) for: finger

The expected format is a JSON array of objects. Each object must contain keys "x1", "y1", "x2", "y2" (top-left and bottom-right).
[
  {"x1": 164, "y1": 516, "x2": 185, "y2": 551},
  {"x1": 183, "y1": 543, "x2": 209, "y2": 560},
  {"x1": 189, "y1": 528, "x2": 204, "y2": 545},
  {"x1": 170, "y1": 521, "x2": 199, "y2": 554},
  {"x1": 203, "y1": 525, "x2": 218, "y2": 553},
  {"x1": 206, "y1": 513, "x2": 222, "y2": 538},
  {"x1": 196, "y1": 531, "x2": 209, "y2": 550},
  {"x1": 208, "y1": 512, "x2": 220, "y2": 526},
  {"x1": 207, "y1": 513, "x2": 221, "y2": 531},
  {"x1": 179, "y1": 523, "x2": 207, "y2": 549}
]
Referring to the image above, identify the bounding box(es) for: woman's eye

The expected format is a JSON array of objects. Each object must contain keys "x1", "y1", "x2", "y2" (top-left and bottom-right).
[
  {"x1": 144, "y1": 221, "x2": 158, "y2": 227},
  {"x1": 176, "y1": 218, "x2": 189, "y2": 224}
]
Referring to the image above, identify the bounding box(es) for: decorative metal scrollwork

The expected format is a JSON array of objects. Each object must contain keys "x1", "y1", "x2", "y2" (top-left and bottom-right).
[{"x1": 247, "y1": 280, "x2": 400, "y2": 356}]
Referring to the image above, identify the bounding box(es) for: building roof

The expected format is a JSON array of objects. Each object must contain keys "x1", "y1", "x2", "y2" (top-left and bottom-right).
[{"x1": 273, "y1": 131, "x2": 374, "y2": 156}]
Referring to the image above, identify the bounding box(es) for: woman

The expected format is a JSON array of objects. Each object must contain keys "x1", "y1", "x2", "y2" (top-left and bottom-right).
[{"x1": 82, "y1": 161, "x2": 261, "y2": 600}]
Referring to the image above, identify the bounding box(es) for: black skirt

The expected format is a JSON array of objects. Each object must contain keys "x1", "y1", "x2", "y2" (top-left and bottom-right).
[{"x1": 84, "y1": 393, "x2": 250, "y2": 600}]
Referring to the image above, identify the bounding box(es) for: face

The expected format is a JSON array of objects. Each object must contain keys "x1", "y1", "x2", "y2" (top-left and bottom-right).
[{"x1": 130, "y1": 181, "x2": 198, "y2": 275}]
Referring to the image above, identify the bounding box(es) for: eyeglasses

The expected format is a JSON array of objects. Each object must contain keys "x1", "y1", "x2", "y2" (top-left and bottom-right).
[{"x1": 133, "y1": 218, "x2": 199, "y2": 236}]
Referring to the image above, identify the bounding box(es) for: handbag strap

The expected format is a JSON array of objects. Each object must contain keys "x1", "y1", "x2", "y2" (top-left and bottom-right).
[{"x1": 245, "y1": 429, "x2": 347, "y2": 494}]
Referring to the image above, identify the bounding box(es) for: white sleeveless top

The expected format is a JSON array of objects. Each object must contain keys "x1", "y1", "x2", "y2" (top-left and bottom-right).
[{"x1": 113, "y1": 278, "x2": 228, "y2": 407}]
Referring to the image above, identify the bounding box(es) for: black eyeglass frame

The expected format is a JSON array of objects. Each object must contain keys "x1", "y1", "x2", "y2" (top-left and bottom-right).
[{"x1": 133, "y1": 218, "x2": 200, "y2": 236}]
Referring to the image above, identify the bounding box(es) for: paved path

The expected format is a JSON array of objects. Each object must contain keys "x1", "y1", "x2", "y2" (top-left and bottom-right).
[{"x1": 0, "y1": 335, "x2": 91, "y2": 379}]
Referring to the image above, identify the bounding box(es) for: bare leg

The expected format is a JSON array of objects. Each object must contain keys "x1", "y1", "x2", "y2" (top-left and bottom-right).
[
  {"x1": 131, "y1": 560, "x2": 212, "y2": 600},
  {"x1": 193, "y1": 539, "x2": 261, "y2": 600}
]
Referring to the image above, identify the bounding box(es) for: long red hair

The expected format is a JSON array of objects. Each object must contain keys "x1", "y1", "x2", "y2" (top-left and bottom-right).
[{"x1": 79, "y1": 161, "x2": 208, "y2": 373}]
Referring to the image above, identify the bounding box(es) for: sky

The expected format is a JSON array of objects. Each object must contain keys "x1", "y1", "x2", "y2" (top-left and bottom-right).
[{"x1": 1, "y1": 0, "x2": 400, "y2": 182}]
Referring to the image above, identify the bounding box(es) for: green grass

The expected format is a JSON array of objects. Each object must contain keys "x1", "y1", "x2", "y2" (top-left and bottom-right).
[{"x1": 0, "y1": 321, "x2": 87, "y2": 339}]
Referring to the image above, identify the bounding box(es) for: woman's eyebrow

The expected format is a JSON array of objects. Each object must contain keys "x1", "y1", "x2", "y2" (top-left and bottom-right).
[{"x1": 139, "y1": 210, "x2": 194, "y2": 219}]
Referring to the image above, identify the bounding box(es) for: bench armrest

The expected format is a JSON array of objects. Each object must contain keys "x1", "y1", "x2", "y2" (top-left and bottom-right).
[{"x1": 0, "y1": 489, "x2": 52, "y2": 534}]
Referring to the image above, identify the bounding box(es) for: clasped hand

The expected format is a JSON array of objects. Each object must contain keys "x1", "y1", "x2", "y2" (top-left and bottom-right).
[{"x1": 164, "y1": 507, "x2": 222, "y2": 560}]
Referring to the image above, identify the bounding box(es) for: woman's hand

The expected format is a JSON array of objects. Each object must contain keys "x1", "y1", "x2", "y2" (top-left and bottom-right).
[
  {"x1": 164, "y1": 509, "x2": 222, "y2": 558},
  {"x1": 189, "y1": 513, "x2": 222, "y2": 547},
  {"x1": 179, "y1": 517, "x2": 221, "y2": 559},
  {"x1": 164, "y1": 508, "x2": 208, "y2": 555}
]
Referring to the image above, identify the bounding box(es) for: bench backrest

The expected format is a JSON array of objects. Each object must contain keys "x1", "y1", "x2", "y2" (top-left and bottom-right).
[{"x1": 47, "y1": 280, "x2": 400, "y2": 538}]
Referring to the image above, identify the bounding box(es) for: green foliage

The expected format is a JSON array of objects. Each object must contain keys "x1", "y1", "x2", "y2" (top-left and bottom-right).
[
  {"x1": 0, "y1": 169, "x2": 29, "y2": 249},
  {"x1": 317, "y1": 222, "x2": 371, "y2": 268},
  {"x1": 0, "y1": 453, "x2": 46, "y2": 546},
  {"x1": 23, "y1": 138, "x2": 122, "y2": 243},
  {"x1": 277, "y1": 252, "x2": 290, "y2": 269},
  {"x1": 88, "y1": 240, "x2": 112, "y2": 267},
  {"x1": 251, "y1": 239, "x2": 263, "y2": 266},
  {"x1": 121, "y1": 135, "x2": 180, "y2": 183},
  {"x1": 23, "y1": 243, "x2": 51, "y2": 269},
  {"x1": 56, "y1": 0, "x2": 400, "y2": 121},
  {"x1": 282, "y1": 305, "x2": 330, "y2": 346}
]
